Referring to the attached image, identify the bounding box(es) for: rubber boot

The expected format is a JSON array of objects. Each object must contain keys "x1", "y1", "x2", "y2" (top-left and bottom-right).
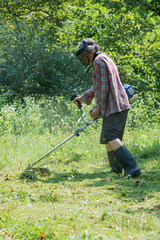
[
  {"x1": 114, "y1": 145, "x2": 141, "y2": 177},
  {"x1": 107, "y1": 151, "x2": 122, "y2": 175}
]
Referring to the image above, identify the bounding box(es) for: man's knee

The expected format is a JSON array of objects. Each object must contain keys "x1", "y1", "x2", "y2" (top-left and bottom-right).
[
  {"x1": 105, "y1": 143, "x2": 113, "y2": 152},
  {"x1": 107, "y1": 138, "x2": 123, "y2": 151}
]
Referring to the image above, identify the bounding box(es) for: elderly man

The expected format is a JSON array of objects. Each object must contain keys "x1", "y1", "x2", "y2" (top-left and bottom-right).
[{"x1": 73, "y1": 38, "x2": 141, "y2": 178}]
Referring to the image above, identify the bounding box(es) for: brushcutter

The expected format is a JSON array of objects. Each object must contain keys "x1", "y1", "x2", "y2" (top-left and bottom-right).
[{"x1": 25, "y1": 95, "x2": 96, "y2": 172}]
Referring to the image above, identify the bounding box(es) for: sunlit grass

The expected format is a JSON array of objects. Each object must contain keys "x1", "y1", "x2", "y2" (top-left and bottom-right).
[
  {"x1": 0, "y1": 98, "x2": 160, "y2": 239},
  {"x1": 0, "y1": 121, "x2": 160, "y2": 239}
]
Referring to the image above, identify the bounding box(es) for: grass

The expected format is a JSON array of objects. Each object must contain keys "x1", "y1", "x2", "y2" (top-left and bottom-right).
[{"x1": 0, "y1": 106, "x2": 160, "y2": 239}]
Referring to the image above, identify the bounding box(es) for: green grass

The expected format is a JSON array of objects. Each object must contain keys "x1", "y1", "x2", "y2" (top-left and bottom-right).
[{"x1": 0, "y1": 120, "x2": 160, "y2": 240}]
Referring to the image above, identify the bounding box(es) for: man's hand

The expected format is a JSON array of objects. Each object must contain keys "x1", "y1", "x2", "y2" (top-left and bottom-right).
[
  {"x1": 73, "y1": 96, "x2": 83, "y2": 108},
  {"x1": 89, "y1": 105, "x2": 100, "y2": 120}
]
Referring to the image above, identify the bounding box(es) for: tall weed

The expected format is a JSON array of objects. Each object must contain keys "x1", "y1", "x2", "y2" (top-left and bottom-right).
[
  {"x1": 0, "y1": 96, "x2": 159, "y2": 136},
  {"x1": 0, "y1": 97, "x2": 82, "y2": 136},
  {"x1": 127, "y1": 96, "x2": 160, "y2": 128}
]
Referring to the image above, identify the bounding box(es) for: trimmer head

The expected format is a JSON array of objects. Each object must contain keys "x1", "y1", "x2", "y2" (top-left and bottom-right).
[
  {"x1": 20, "y1": 167, "x2": 36, "y2": 181},
  {"x1": 25, "y1": 164, "x2": 34, "y2": 172}
]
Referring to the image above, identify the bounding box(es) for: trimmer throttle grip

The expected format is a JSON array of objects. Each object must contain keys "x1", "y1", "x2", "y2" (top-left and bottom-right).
[{"x1": 70, "y1": 94, "x2": 82, "y2": 109}]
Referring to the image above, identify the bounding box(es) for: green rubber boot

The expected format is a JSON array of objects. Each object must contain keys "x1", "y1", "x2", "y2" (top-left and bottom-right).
[
  {"x1": 114, "y1": 146, "x2": 141, "y2": 177},
  {"x1": 107, "y1": 151, "x2": 122, "y2": 175}
]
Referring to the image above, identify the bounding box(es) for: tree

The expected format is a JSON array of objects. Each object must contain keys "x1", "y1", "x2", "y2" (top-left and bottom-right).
[{"x1": 0, "y1": 0, "x2": 159, "y2": 106}]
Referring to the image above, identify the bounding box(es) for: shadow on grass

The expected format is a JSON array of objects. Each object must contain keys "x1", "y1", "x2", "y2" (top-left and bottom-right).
[
  {"x1": 19, "y1": 154, "x2": 160, "y2": 204},
  {"x1": 20, "y1": 168, "x2": 109, "y2": 183},
  {"x1": 20, "y1": 167, "x2": 160, "y2": 189}
]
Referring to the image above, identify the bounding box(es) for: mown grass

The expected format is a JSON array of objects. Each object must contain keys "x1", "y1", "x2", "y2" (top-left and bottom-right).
[{"x1": 0, "y1": 115, "x2": 160, "y2": 240}]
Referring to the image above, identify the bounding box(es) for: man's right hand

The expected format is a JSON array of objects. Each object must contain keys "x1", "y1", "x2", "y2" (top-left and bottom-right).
[{"x1": 89, "y1": 105, "x2": 100, "y2": 120}]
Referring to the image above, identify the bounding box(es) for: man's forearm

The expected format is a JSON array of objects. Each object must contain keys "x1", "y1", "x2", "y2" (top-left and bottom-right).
[{"x1": 81, "y1": 86, "x2": 95, "y2": 105}]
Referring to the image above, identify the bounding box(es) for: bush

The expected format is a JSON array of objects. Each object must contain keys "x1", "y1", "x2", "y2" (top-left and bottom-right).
[{"x1": 0, "y1": 37, "x2": 92, "y2": 103}]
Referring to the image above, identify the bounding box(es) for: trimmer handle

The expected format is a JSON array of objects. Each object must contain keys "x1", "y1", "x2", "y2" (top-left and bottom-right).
[{"x1": 70, "y1": 94, "x2": 82, "y2": 109}]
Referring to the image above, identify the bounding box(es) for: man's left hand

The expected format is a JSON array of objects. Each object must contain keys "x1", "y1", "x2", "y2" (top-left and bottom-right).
[{"x1": 89, "y1": 105, "x2": 100, "y2": 120}]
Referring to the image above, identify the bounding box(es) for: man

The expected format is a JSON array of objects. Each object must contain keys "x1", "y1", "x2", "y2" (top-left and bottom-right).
[{"x1": 73, "y1": 38, "x2": 141, "y2": 178}]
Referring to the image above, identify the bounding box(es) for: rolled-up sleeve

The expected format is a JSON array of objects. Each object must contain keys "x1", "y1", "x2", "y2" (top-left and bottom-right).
[
  {"x1": 81, "y1": 86, "x2": 95, "y2": 105},
  {"x1": 93, "y1": 58, "x2": 110, "y2": 117}
]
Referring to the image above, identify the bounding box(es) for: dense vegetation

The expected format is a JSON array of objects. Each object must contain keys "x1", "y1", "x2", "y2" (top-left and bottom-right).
[
  {"x1": 0, "y1": 2, "x2": 160, "y2": 238},
  {"x1": 0, "y1": 0, "x2": 160, "y2": 106}
]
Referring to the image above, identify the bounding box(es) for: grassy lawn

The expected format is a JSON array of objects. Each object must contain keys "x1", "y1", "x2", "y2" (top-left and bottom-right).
[{"x1": 0, "y1": 122, "x2": 160, "y2": 240}]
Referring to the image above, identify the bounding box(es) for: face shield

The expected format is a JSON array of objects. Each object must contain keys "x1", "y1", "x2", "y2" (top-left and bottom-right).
[
  {"x1": 75, "y1": 43, "x2": 90, "y2": 67},
  {"x1": 75, "y1": 53, "x2": 90, "y2": 67}
]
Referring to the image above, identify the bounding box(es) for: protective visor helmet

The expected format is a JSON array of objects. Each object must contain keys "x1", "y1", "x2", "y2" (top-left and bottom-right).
[{"x1": 75, "y1": 40, "x2": 96, "y2": 67}]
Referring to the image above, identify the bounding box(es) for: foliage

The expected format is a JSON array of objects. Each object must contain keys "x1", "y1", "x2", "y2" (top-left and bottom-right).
[
  {"x1": 0, "y1": 0, "x2": 159, "y2": 107},
  {"x1": 0, "y1": 42, "x2": 91, "y2": 98},
  {"x1": 58, "y1": 0, "x2": 160, "y2": 94},
  {"x1": 127, "y1": 94, "x2": 160, "y2": 128},
  {"x1": 0, "y1": 0, "x2": 92, "y2": 99},
  {"x1": 0, "y1": 97, "x2": 75, "y2": 135}
]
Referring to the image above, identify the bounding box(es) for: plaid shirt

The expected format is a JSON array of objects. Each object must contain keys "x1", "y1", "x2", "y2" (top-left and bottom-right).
[{"x1": 81, "y1": 53, "x2": 130, "y2": 117}]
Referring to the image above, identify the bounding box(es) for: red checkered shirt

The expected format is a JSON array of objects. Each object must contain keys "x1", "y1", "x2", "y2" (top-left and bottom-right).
[{"x1": 81, "y1": 53, "x2": 130, "y2": 117}]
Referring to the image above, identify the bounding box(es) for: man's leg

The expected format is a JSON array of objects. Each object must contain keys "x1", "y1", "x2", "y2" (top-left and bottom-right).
[
  {"x1": 106, "y1": 139, "x2": 123, "y2": 151},
  {"x1": 106, "y1": 142, "x2": 123, "y2": 174},
  {"x1": 101, "y1": 110, "x2": 140, "y2": 177},
  {"x1": 101, "y1": 111, "x2": 127, "y2": 175},
  {"x1": 106, "y1": 139, "x2": 141, "y2": 177}
]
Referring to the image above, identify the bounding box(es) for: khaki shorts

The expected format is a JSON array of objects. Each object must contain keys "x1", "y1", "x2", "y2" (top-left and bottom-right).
[{"x1": 100, "y1": 110, "x2": 129, "y2": 144}]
